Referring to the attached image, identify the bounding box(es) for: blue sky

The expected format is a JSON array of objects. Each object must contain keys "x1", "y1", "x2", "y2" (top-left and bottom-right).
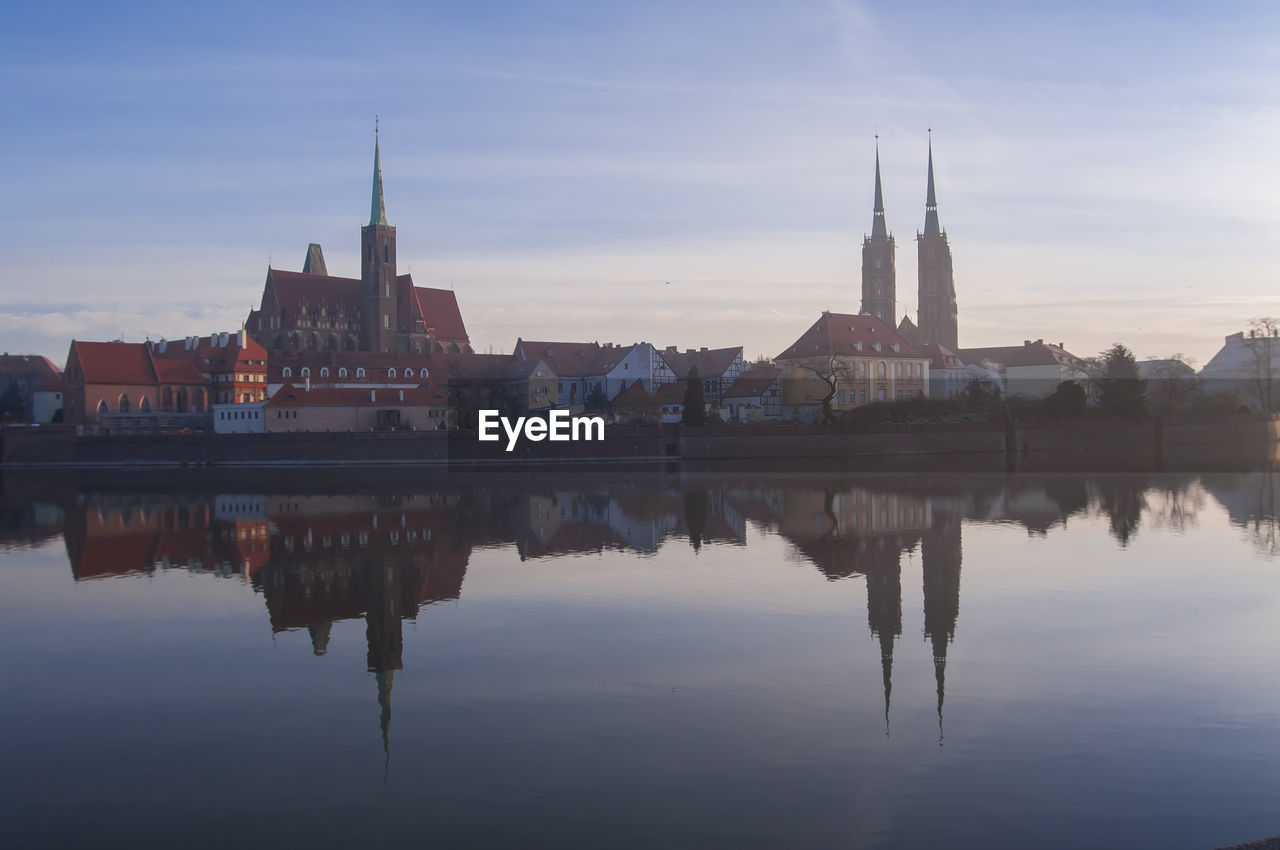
[{"x1": 2, "y1": 0, "x2": 1278, "y2": 366}]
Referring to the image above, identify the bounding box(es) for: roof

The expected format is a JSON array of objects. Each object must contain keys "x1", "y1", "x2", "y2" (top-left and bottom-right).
[
  {"x1": 918, "y1": 343, "x2": 965, "y2": 370},
  {"x1": 654, "y1": 382, "x2": 687, "y2": 405},
  {"x1": 611, "y1": 380, "x2": 655, "y2": 409},
  {"x1": 515, "y1": 340, "x2": 616, "y2": 377},
  {"x1": 412, "y1": 285, "x2": 469, "y2": 342},
  {"x1": 32, "y1": 374, "x2": 64, "y2": 393},
  {"x1": 434, "y1": 353, "x2": 553, "y2": 382},
  {"x1": 724, "y1": 365, "x2": 780, "y2": 399},
  {"x1": 957, "y1": 339, "x2": 1083, "y2": 369},
  {"x1": 0, "y1": 354, "x2": 60, "y2": 381},
  {"x1": 153, "y1": 334, "x2": 267, "y2": 373},
  {"x1": 658, "y1": 346, "x2": 742, "y2": 378},
  {"x1": 69, "y1": 341, "x2": 200, "y2": 386},
  {"x1": 777, "y1": 313, "x2": 925, "y2": 361},
  {"x1": 265, "y1": 382, "x2": 447, "y2": 408}
]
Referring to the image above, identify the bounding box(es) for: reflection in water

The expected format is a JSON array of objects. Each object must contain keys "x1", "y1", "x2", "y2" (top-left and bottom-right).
[{"x1": 5, "y1": 467, "x2": 1273, "y2": 763}]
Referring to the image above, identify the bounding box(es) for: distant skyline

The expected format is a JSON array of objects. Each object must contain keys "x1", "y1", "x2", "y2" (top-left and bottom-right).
[{"x1": 2, "y1": 0, "x2": 1278, "y2": 367}]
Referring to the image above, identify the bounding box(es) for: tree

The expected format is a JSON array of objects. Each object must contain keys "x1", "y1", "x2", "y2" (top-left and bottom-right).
[
  {"x1": 1247, "y1": 317, "x2": 1278, "y2": 413},
  {"x1": 682, "y1": 367, "x2": 707, "y2": 426},
  {"x1": 1043, "y1": 380, "x2": 1086, "y2": 418},
  {"x1": 0, "y1": 381, "x2": 25, "y2": 423},
  {"x1": 792, "y1": 356, "x2": 852, "y2": 426},
  {"x1": 1097, "y1": 344, "x2": 1146, "y2": 417},
  {"x1": 585, "y1": 383, "x2": 610, "y2": 414}
]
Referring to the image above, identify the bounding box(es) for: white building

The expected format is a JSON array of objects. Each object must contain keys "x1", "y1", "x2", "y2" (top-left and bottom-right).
[
  {"x1": 213, "y1": 402, "x2": 266, "y2": 434},
  {"x1": 1200, "y1": 329, "x2": 1280, "y2": 412}
]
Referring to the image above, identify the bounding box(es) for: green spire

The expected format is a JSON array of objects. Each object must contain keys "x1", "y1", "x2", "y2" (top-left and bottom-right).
[{"x1": 369, "y1": 130, "x2": 388, "y2": 227}]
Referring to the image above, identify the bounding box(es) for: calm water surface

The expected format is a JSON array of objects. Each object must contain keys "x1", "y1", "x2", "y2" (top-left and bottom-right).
[{"x1": 0, "y1": 468, "x2": 1277, "y2": 849}]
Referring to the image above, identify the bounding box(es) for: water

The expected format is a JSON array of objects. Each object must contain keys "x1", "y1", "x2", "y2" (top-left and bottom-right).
[{"x1": 1, "y1": 468, "x2": 1277, "y2": 849}]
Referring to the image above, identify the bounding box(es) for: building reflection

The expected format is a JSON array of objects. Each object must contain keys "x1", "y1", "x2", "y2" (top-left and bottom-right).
[{"x1": 42, "y1": 468, "x2": 1246, "y2": 751}]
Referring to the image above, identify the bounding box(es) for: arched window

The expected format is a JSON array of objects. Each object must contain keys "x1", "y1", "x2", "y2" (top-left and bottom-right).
[
  {"x1": 877, "y1": 362, "x2": 886, "y2": 379},
  {"x1": 387, "y1": 368, "x2": 397, "y2": 379},
  {"x1": 97, "y1": 399, "x2": 109, "y2": 415},
  {"x1": 320, "y1": 367, "x2": 329, "y2": 378},
  {"x1": 301, "y1": 367, "x2": 310, "y2": 378},
  {"x1": 118, "y1": 394, "x2": 131, "y2": 413},
  {"x1": 403, "y1": 368, "x2": 414, "y2": 378},
  {"x1": 338, "y1": 368, "x2": 348, "y2": 378},
  {"x1": 895, "y1": 363, "x2": 903, "y2": 378},
  {"x1": 139, "y1": 397, "x2": 152, "y2": 413},
  {"x1": 356, "y1": 368, "x2": 366, "y2": 378},
  {"x1": 282, "y1": 367, "x2": 292, "y2": 378}
]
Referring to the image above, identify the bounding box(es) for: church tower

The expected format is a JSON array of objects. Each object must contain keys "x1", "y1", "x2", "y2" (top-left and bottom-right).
[
  {"x1": 860, "y1": 139, "x2": 896, "y2": 325},
  {"x1": 916, "y1": 133, "x2": 958, "y2": 349},
  {"x1": 361, "y1": 130, "x2": 399, "y2": 353}
]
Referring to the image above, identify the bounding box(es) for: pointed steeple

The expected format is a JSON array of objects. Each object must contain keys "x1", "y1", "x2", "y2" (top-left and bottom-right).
[
  {"x1": 871, "y1": 136, "x2": 888, "y2": 240},
  {"x1": 923, "y1": 130, "x2": 941, "y2": 238},
  {"x1": 369, "y1": 125, "x2": 388, "y2": 227}
]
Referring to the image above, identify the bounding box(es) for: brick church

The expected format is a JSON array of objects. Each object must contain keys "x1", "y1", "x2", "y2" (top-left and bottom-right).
[
  {"x1": 247, "y1": 134, "x2": 471, "y2": 356},
  {"x1": 860, "y1": 133, "x2": 959, "y2": 351}
]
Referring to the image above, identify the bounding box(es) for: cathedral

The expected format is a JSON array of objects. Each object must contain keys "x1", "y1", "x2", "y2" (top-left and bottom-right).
[
  {"x1": 247, "y1": 134, "x2": 472, "y2": 356},
  {"x1": 860, "y1": 134, "x2": 959, "y2": 350}
]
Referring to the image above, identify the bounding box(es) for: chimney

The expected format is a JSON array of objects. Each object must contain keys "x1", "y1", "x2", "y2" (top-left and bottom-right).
[
  {"x1": 1024, "y1": 340, "x2": 1032, "y2": 346},
  {"x1": 238, "y1": 328, "x2": 247, "y2": 347},
  {"x1": 700, "y1": 347, "x2": 707, "y2": 352},
  {"x1": 157, "y1": 339, "x2": 166, "y2": 353}
]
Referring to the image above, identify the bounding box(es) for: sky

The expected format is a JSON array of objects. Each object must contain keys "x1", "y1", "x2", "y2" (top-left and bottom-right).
[{"x1": 2, "y1": 0, "x2": 1278, "y2": 367}]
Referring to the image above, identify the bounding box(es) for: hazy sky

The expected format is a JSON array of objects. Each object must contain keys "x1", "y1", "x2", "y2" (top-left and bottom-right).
[{"x1": 2, "y1": 0, "x2": 1278, "y2": 367}]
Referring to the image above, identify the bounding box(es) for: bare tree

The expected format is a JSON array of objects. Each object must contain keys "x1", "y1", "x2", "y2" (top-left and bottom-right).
[
  {"x1": 1248, "y1": 317, "x2": 1278, "y2": 413},
  {"x1": 791, "y1": 355, "x2": 853, "y2": 425},
  {"x1": 1145, "y1": 353, "x2": 1197, "y2": 415}
]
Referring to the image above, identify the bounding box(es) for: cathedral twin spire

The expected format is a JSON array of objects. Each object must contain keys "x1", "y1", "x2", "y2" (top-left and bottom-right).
[
  {"x1": 370, "y1": 127, "x2": 388, "y2": 227},
  {"x1": 867, "y1": 132, "x2": 943, "y2": 244}
]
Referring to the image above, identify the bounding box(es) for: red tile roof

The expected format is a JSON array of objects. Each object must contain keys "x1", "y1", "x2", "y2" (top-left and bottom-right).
[
  {"x1": 514, "y1": 340, "x2": 640, "y2": 377},
  {"x1": 153, "y1": 334, "x2": 267, "y2": 374},
  {"x1": 0, "y1": 354, "x2": 60, "y2": 380},
  {"x1": 659, "y1": 346, "x2": 742, "y2": 378},
  {"x1": 412, "y1": 284, "x2": 469, "y2": 342},
  {"x1": 777, "y1": 313, "x2": 925, "y2": 361},
  {"x1": 918, "y1": 343, "x2": 966, "y2": 370},
  {"x1": 32, "y1": 374, "x2": 64, "y2": 393},
  {"x1": 724, "y1": 365, "x2": 780, "y2": 399},
  {"x1": 70, "y1": 341, "x2": 158, "y2": 385},
  {"x1": 958, "y1": 340, "x2": 1083, "y2": 369},
  {"x1": 268, "y1": 270, "x2": 362, "y2": 318}
]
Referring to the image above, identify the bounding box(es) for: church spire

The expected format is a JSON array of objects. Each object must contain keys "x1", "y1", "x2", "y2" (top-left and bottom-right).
[
  {"x1": 369, "y1": 124, "x2": 388, "y2": 227},
  {"x1": 923, "y1": 130, "x2": 940, "y2": 238},
  {"x1": 871, "y1": 136, "x2": 887, "y2": 240}
]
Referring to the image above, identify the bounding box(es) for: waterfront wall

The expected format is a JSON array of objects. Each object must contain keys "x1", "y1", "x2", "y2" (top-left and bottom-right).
[{"x1": 1, "y1": 416, "x2": 1274, "y2": 468}]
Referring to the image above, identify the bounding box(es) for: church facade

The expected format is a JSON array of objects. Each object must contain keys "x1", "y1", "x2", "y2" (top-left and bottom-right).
[{"x1": 247, "y1": 135, "x2": 472, "y2": 356}]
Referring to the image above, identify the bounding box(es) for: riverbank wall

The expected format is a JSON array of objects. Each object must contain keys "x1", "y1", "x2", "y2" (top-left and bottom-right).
[{"x1": 1, "y1": 415, "x2": 1275, "y2": 469}]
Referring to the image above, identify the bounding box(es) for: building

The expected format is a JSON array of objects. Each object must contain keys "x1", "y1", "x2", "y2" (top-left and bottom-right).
[
  {"x1": 31, "y1": 373, "x2": 64, "y2": 423},
  {"x1": 0, "y1": 354, "x2": 60, "y2": 422},
  {"x1": 776, "y1": 312, "x2": 929, "y2": 416},
  {"x1": 62, "y1": 340, "x2": 210, "y2": 429},
  {"x1": 267, "y1": 352, "x2": 436, "y2": 398},
  {"x1": 1199, "y1": 328, "x2": 1280, "y2": 412},
  {"x1": 436, "y1": 352, "x2": 558, "y2": 422},
  {"x1": 860, "y1": 141, "x2": 896, "y2": 326},
  {"x1": 919, "y1": 343, "x2": 971, "y2": 399},
  {"x1": 722, "y1": 364, "x2": 782, "y2": 422},
  {"x1": 263, "y1": 383, "x2": 450, "y2": 432},
  {"x1": 654, "y1": 346, "x2": 745, "y2": 405},
  {"x1": 212, "y1": 402, "x2": 266, "y2": 434},
  {"x1": 247, "y1": 134, "x2": 471, "y2": 356},
  {"x1": 152, "y1": 330, "x2": 268, "y2": 405},
  {"x1": 957, "y1": 339, "x2": 1088, "y2": 399},
  {"x1": 512, "y1": 340, "x2": 655, "y2": 407},
  {"x1": 900, "y1": 134, "x2": 959, "y2": 350}
]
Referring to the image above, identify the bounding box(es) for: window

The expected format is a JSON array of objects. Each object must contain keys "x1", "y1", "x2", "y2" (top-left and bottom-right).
[
  {"x1": 895, "y1": 363, "x2": 903, "y2": 378},
  {"x1": 385, "y1": 283, "x2": 390, "y2": 298},
  {"x1": 301, "y1": 367, "x2": 310, "y2": 378},
  {"x1": 339, "y1": 368, "x2": 348, "y2": 378},
  {"x1": 877, "y1": 362, "x2": 886, "y2": 379},
  {"x1": 282, "y1": 367, "x2": 292, "y2": 378},
  {"x1": 860, "y1": 389, "x2": 867, "y2": 404},
  {"x1": 878, "y1": 389, "x2": 886, "y2": 402},
  {"x1": 356, "y1": 368, "x2": 366, "y2": 378},
  {"x1": 320, "y1": 367, "x2": 329, "y2": 378},
  {"x1": 139, "y1": 398, "x2": 151, "y2": 413},
  {"x1": 839, "y1": 389, "x2": 846, "y2": 405},
  {"x1": 404, "y1": 368, "x2": 414, "y2": 378},
  {"x1": 118, "y1": 394, "x2": 131, "y2": 413},
  {"x1": 383, "y1": 315, "x2": 390, "y2": 329},
  {"x1": 388, "y1": 368, "x2": 397, "y2": 378}
]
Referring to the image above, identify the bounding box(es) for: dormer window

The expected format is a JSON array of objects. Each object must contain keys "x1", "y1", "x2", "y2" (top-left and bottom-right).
[
  {"x1": 388, "y1": 368, "x2": 397, "y2": 379},
  {"x1": 282, "y1": 367, "x2": 292, "y2": 378},
  {"x1": 852, "y1": 341, "x2": 863, "y2": 351},
  {"x1": 872, "y1": 342, "x2": 882, "y2": 352},
  {"x1": 890, "y1": 343, "x2": 900, "y2": 352},
  {"x1": 356, "y1": 368, "x2": 366, "y2": 378},
  {"x1": 320, "y1": 367, "x2": 329, "y2": 378},
  {"x1": 404, "y1": 368, "x2": 414, "y2": 378},
  {"x1": 339, "y1": 368, "x2": 348, "y2": 378},
  {"x1": 301, "y1": 367, "x2": 310, "y2": 378}
]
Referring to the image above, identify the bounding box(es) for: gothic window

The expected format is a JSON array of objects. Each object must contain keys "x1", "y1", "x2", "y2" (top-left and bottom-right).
[
  {"x1": 140, "y1": 398, "x2": 151, "y2": 413},
  {"x1": 385, "y1": 283, "x2": 390, "y2": 298},
  {"x1": 118, "y1": 394, "x2": 131, "y2": 413},
  {"x1": 97, "y1": 399, "x2": 109, "y2": 415}
]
